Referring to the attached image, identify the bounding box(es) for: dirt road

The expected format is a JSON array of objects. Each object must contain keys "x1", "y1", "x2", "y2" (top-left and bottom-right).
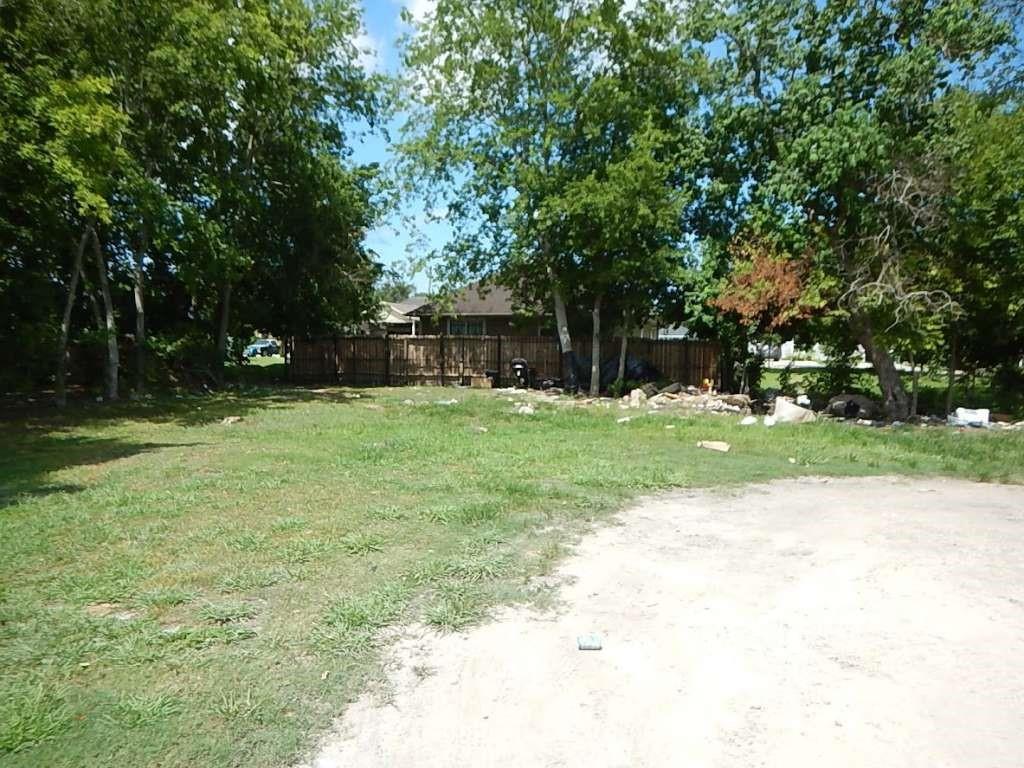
[{"x1": 303, "y1": 477, "x2": 1024, "y2": 767}]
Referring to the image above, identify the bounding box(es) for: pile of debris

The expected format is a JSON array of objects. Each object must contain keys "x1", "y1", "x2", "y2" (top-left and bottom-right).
[
  {"x1": 499, "y1": 381, "x2": 1023, "y2": 431},
  {"x1": 624, "y1": 383, "x2": 752, "y2": 414}
]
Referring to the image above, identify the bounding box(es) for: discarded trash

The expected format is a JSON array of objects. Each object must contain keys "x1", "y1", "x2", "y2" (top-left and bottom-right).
[
  {"x1": 221, "y1": 416, "x2": 243, "y2": 425},
  {"x1": 402, "y1": 399, "x2": 415, "y2": 406},
  {"x1": 665, "y1": 424, "x2": 676, "y2": 430},
  {"x1": 740, "y1": 415, "x2": 758, "y2": 426},
  {"x1": 435, "y1": 398, "x2": 458, "y2": 406},
  {"x1": 949, "y1": 407, "x2": 990, "y2": 428},
  {"x1": 577, "y1": 634, "x2": 602, "y2": 651},
  {"x1": 472, "y1": 426, "x2": 489, "y2": 433},
  {"x1": 788, "y1": 457, "x2": 797, "y2": 464},
  {"x1": 827, "y1": 393, "x2": 878, "y2": 420},
  {"x1": 616, "y1": 416, "x2": 631, "y2": 424},
  {"x1": 796, "y1": 394, "x2": 811, "y2": 406},
  {"x1": 517, "y1": 404, "x2": 535, "y2": 415},
  {"x1": 697, "y1": 440, "x2": 731, "y2": 453},
  {"x1": 772, "y1": 397, "x2": 817, "y2": 424}
]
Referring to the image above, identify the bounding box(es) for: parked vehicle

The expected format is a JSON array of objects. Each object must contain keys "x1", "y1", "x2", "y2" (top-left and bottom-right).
[{"x1": 245, "y1": 339, "x2": 280, "y2": 357}]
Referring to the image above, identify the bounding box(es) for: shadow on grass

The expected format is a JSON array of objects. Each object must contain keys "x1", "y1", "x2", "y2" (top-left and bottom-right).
[
  {"x1": 0, "y1": 384, "x2": 372, "y2": 429},
  {"x1": 0, "y1": 384, "x2": 376, "y2": 508},
  {"x1": 0, "y1": 432, "x2": 206, "y2": 509}
]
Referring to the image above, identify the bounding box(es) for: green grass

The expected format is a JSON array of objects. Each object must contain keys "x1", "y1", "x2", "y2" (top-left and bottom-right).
[{"x1": 1, "y1": 386, "x2": 1022, "y2": 767}]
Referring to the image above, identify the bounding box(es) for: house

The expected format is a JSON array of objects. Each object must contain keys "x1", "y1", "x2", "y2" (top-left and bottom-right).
[
  {"x1": 361, "y1": 295, "x2": 429, "y2": 336},
  {"x1": 657, "y1": 323, "x2": 690, "y2": 340},
  {"x1": 408, "y1": 283, "x2": 549, "y2": 336}
]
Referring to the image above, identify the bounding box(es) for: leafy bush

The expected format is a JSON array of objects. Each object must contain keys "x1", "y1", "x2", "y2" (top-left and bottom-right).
[
  {"x1": 776, "y1": 364, "x2": 796, "y2": 396},
  {"x1": 802, "y1": 352, "x2": 859, "y2": 396},
  {"x1": 608, "y1": 378, "x2": 642, "y2": 398}
]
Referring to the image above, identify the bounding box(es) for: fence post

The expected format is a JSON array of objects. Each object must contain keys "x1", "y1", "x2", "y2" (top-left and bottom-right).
[
  {"x1": 332, "y1": 335, "x2": 339, "y2": 383},
  {"x1": 439, "y1": 332, "x2": 446, "y2": 387},
  {"x1": 496, "y1": 335, "x2": 502, "y2": 387},
  {"x1": 384, "y1": 334, "x2": 391, "y2": 386}
]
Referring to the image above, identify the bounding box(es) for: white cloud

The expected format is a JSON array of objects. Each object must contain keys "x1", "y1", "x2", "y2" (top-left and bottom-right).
[{"x1": 354, "y1": 31, "x2": 383, "y2": 73}]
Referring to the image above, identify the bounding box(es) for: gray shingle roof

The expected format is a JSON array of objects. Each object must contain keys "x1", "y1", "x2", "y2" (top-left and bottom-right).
[
  {"x1": 390, "y1": 295, "x2": 430, "y2": 315},
  {"x1": 409, "y1": 282, "x2": 530, "y2": 317}
]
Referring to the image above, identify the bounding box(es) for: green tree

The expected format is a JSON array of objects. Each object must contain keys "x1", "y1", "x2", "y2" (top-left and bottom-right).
[
  {"x1": 1, "y1": 1, "x2": 133, "y2": 403},
  {"x1": 1, "y1": 0, "x2": 385, "y2": 397},
  {"x1": 693, "y1": 0, "x2": 1011, "y2": 416},
  {"x1": 547, "y1": 4, "x2": 703, "y2": 394},
  {"x1": 932, "y1": 92, "x2": 1024, "y2": 409},
  {"x1": 401, "y1": 0, "x2": 699, "y2": 392},
  {"x1": 401, "y1": 0, "x2": 603, "y2": 389},
  {"x1": 377, "y1": 271, "x2": 417, "y2": 303}
]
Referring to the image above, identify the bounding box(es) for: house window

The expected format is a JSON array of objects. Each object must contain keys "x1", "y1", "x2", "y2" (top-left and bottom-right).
[{"x1": 448, "y1": 318, "x2": 485, "y2": 335}]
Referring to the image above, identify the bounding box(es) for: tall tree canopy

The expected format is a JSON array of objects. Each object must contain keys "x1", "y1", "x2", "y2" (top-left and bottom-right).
[
  {"x1": 2, "y1": 0, "x2": 1021, "y2": 410},
  {"x1": 0, "y1": 0, "x2": 385, "y2": 398},
  {"x1": 691, "y1": 0, "x2": 1015, "y2": 416},
  {"x1": 400, "y1": 0, "x2": 702, "y2": 391}
]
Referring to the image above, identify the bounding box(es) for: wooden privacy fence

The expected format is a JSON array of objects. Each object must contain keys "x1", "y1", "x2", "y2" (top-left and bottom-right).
[{"x1": 289, "y1": 335, "x2": 719, "y2": 388}]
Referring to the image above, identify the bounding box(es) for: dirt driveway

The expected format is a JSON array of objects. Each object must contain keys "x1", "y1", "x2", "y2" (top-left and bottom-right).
[{"x1": 303, "y1": 477, "x2": 1024, "y2": 767}]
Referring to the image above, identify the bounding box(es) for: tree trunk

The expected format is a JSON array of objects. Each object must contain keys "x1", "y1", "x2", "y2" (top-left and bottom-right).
[
  {"x1": 132, "y1": 234, "x2": 147, "y2": 396},
  {"x1": 855, "y1": 314, "x2": 907, "y2": 419},
  {"x1": 55, "y1": 231, "x2": 90, "y2": 407},
  {"x1": 909, "y1": 351, "x2": 919, "y2": 418},
  {"x1": 215, "y1": 282, "x2": 232, "y2": 385},
  {"x1": 80, "y1": 263, "x2": 104, "y2": 333},
  {"x1": 90, "y1": 227, "x2": 119, "y2": 401},
  {"x1": 589, "y1": 294, "x2": 602, "y2": 396},
  {"x1": 945, "y1": 332, "x2": 957, "y2": 416},
  {"x1": 617, "y1": 331, "x2": 628, "y2": 385},
  {"x1": 552, "y1": 286, "x2": 577, "y2": 393}
]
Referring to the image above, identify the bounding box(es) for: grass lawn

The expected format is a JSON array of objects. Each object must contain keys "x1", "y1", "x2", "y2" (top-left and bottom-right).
[{"x1": 2, "y1": 387, "x2": 1022, "y2": 767}]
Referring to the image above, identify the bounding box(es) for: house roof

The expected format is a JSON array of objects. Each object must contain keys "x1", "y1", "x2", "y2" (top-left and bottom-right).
[
  {"x1": 374, "y1": 295, "x2": 430, "y2": 326},
  {"x1": 409, "y1": 282, "x2": 530, "y2": 317},
  {"x1": 378, "y1": 304, "x2": 414, "y2": 325},
  {"x1": 390, "y1": 295, "x2": 430, "y2": 315}
]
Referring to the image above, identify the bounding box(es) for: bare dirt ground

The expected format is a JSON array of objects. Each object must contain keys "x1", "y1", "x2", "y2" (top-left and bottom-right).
[{"x1": 303, "y1": 477, "x2": 1024, "y2": 768}]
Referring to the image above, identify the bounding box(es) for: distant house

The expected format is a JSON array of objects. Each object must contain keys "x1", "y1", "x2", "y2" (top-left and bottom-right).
[
  {"x1": 657, "y1": 323, "x2": 690, "y2": 340},
  {"x1": 372, "y1": 296, "x2": 430, "y2": 336},
  {"x1": 408, "y1": 282, "x2": 549, "y2": 336}
]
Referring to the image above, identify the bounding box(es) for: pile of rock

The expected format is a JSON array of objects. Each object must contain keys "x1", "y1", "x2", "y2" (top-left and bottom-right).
[{"x1": 624, "y1": 385, "x2": 752, "y2": 414}]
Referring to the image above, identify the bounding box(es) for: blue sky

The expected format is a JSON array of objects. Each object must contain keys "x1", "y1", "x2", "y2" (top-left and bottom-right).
[{"x1": 352, "y1": 0, "x2": 449, "y2": 293}]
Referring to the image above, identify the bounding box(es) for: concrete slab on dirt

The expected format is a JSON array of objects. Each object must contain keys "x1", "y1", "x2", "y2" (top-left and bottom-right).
[{"x1": 302, "y1": 477, "x2": 1024, "y2": 768}]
